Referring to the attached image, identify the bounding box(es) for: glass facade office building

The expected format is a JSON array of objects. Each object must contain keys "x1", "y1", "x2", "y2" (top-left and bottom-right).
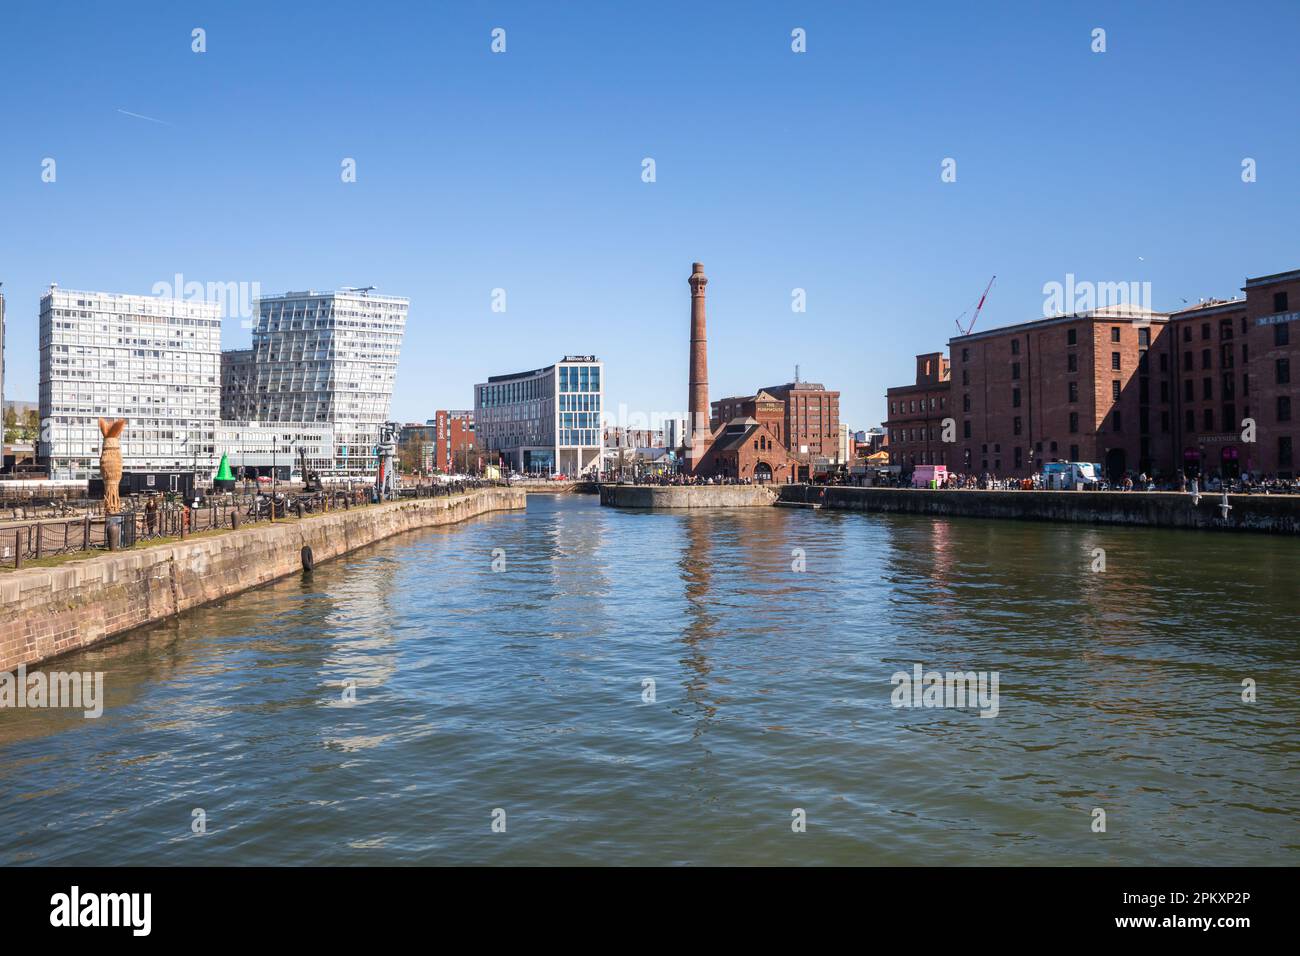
[
  {"x1": 475, "y1": 356, "x2": 603, "y2": 475},
  {"x1": 225, "y1": 289, "x2": 408, "y2": 477},
  {"x1": 38, "y1": 286, "x2": 221, "y2": 479}
]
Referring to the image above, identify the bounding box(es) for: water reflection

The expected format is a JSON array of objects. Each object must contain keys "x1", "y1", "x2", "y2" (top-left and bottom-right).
[{"x1": 0, "y1": 495, "x2": 1295, "y2": 866}]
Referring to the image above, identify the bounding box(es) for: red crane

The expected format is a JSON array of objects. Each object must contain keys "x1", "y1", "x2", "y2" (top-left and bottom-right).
[{"x1": 954, "y1": 275, "x2": 996, "y2": 336}]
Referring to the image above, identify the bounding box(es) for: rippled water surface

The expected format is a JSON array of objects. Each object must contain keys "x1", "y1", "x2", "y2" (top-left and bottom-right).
[{"x1": 1, "y1": 494, "x2": 1296, "y2": 865}]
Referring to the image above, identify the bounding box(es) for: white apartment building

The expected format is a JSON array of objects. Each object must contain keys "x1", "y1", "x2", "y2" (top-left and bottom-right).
[
  {"x1": 474, "y1": 356, "x2": 603, "y2": 475},
  {"x1": 225, "y1": 289, "x2": 408, "y2": 477},
  {"x1": 39, "y1": 285, "x2": 221, "y2": 479}
]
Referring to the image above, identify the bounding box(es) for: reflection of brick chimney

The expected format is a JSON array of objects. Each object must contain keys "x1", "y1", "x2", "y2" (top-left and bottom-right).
[{"x1": 687, "y1": 262, "x2": 709, "y2": 468}]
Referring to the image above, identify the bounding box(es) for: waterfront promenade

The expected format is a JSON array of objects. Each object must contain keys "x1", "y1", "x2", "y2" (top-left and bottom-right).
[
  {"x1": 781, "y1": 485, "x2": 1300, "y2": 534},
  {"x1": 0, "y1": 486, "x2": 524, "y2": 672},
  {"x1": 599, "y1": 482, "x2": 1300, "y2": 533}
]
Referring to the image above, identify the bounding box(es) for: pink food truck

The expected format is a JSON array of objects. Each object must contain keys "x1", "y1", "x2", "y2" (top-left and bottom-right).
[{"x1": 911, "y1": 464, "x2": 948, "y2": 489}]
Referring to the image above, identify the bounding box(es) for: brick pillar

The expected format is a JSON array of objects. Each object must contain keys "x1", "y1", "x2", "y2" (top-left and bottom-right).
[{"x1": 687, "y1": 262, "x2": 709, "y2": 471}]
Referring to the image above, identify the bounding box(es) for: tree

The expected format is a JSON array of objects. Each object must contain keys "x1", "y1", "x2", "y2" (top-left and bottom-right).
[{"x1": 2, "y1": 407, "x2": 17, "y2": 443}]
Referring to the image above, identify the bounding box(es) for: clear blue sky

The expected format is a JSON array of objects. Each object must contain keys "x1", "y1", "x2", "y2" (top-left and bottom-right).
[{"x1": 2, "y1": 0, "x2": 1297, "y2": 430}]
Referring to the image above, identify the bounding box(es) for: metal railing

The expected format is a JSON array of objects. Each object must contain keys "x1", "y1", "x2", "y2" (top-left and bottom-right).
[{"x1": 0, "y1": 480, "x2": 505, "y2": 570}]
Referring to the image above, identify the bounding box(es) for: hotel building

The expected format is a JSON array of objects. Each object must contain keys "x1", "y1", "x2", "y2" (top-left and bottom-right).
[
  {"x1": 475, "y1": 356, "x2": 603, "y2": 475},
  {"x1": 38, "y1": 286, "x2": 221, "y2": 479}
]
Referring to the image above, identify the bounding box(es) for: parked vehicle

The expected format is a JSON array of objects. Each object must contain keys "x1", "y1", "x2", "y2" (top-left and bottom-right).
[
  {"x1": 911, "y1": 464, "x2": 948, "y2": 489},
  {"x1": 1041, "y1": 461, "x2": 1103, "y2": 490}
]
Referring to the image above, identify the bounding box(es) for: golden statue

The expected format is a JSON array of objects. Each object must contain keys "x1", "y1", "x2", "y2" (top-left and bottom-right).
[{"x1": 99, "y1": 418, "x2": 127, "y2": 513}]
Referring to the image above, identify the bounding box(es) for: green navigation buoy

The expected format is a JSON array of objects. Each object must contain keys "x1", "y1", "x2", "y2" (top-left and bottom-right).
[{"x1": 214, "y1": 452, "x2": 234, "y2": 481}]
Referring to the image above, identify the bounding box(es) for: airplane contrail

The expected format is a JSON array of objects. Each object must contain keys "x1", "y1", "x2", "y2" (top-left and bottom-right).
[{"x1": 116, "y1": 108, "x2": 171, "y2": 126}]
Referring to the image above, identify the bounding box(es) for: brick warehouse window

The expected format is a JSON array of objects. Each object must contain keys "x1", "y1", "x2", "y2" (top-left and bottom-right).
[
  {"x1": 1204, "y1": 409, "x2": 1214, "y2": 430},
  {"x1": 1279, "y1": 396, "x2": 1292, "y2": 422},
  {"x1": 1011, "y1": 361, "x2": 1020, "y2": 380},
  {"x1": 1182, "y1": 325, "x2": 1191, "y2": 342},
  {"x1": 1111, "y1": 327, "x2": 1121, "y2": 342},
  {"x1": 963, "y1": 394, "x2": 971, "y2": 412},
  {"x1": 1276, "y1": 323, "x2": 1290, "y2": 347},
  {"x1": 1112, "y1": 352, "x2": 1121, "y2": 370},
  {"x1": 1067, "y1": 328, "x2": 1077, "y2": 346},
  {"x1": 1013, "y1": 416, "x2": 1022, "y2": 435},
  {"x1": 1113, "y1": 410, "x2": 1123, "y2": 432},
  {"x1": 1281, "y1": 436, "x2": 1294, "y2": 466},
  {"x1": 1186, "y1": 410, "x2": 1195, "y2": 432},
  {"x1": 1068, "y1": 353, "x2": 1078, "y2": 372},
  {"x1": 1112, "y1": 380, "x2": 1121, "y2": 401},
  {"x1": 1275, "y1": 291, "x2": 1289, "y2": 313},
  {"x1": 1278, "y1": 358, "x2": 1291, "y2": 385},
  {"x1": 962, "y1": 347, "x2": 970, "y2": 362},
  {"x1": 1139, "y1": 327, "x2": 1150, "y2": 347},
  {"x1": 963, "y1": 420, "x2": 971, "y2": 438},
  {"x1": 1011, "y1": 339, "x2": 1020, "y2": 355},
  {"x1": 1070, "y1": 444, "x2": 1079, "y2": 460},
  {"x1": 1068, "y1": 381, "x2": 1078, "y2": 402},
  {"x1": 1069, "y1": 412, "x2": 1079, "y2": 433},
  {"x1": 1202, "y1": 348, "x2": 1211, "y2": 370},
  {"x1": 1012, "y1": 388, "x2": 1021, "y2": 408}
]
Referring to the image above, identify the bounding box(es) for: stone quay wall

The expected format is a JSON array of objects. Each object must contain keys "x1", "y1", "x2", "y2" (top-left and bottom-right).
[
  {"x1": 0, "y1": 487, "x2": 525, "y2": 673},
  {"x1": 599, "y1": 484, "x2": 778, "y2": 509},
  {"x1": 779, "y1": 485, "x2": 1300, "y2": 534}
]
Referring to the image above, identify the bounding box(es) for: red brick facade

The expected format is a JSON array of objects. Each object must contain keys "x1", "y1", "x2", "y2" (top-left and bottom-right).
[
  {"x1": 1243, "y1": 271, "x2": 1299, "y2": 476},
  {"x1": 950, "y1": 308, "x2": 1170, "y2": 479},
  {"x1": 885, "y1": 352, "x2": 952, "y2": 469},
  {"x1": 759, "y1": 382, "x2": 841, "y2": 461},
  {"x1": 693, "y1": 417, "x2": 797, "y2": 482},
  {"x1": 882, "y1": 268, "x2": 1300, "y2": 481},
  {"x1": 434, "y1": 410, "x2": 479, "y2": 474}
]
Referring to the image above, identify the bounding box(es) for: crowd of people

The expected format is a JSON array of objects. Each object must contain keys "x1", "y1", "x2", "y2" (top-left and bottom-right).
[{"x1": 877, "y1": 470, "x2": 1300, "y2": 494}]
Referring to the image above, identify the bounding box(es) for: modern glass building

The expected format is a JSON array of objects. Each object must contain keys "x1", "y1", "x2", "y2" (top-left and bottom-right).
[
  {"x1": 475, "y1": 356, "x2": 603, "y2": 475},
  {"x1": 38, "y1": 285, "x2": 221, "y2": 479},
  {"x1": 225, "y1": 289, "x2": 408, "y2": 477}
]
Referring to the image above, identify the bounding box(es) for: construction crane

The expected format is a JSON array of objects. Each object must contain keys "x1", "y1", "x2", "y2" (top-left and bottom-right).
[{"x1": 954, "y1": 275, "x2": 996, "y2": 336}]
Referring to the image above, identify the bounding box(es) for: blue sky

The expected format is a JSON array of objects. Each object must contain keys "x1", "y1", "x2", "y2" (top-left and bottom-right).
[{"x1": 2, "y1": 0, "x2": 1297, "y2": 429}]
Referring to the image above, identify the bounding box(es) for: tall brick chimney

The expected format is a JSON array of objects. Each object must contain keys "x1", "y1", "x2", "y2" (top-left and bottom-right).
[{"x1": 687, "y1": 262, "x2": 709, "y2": 469}]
